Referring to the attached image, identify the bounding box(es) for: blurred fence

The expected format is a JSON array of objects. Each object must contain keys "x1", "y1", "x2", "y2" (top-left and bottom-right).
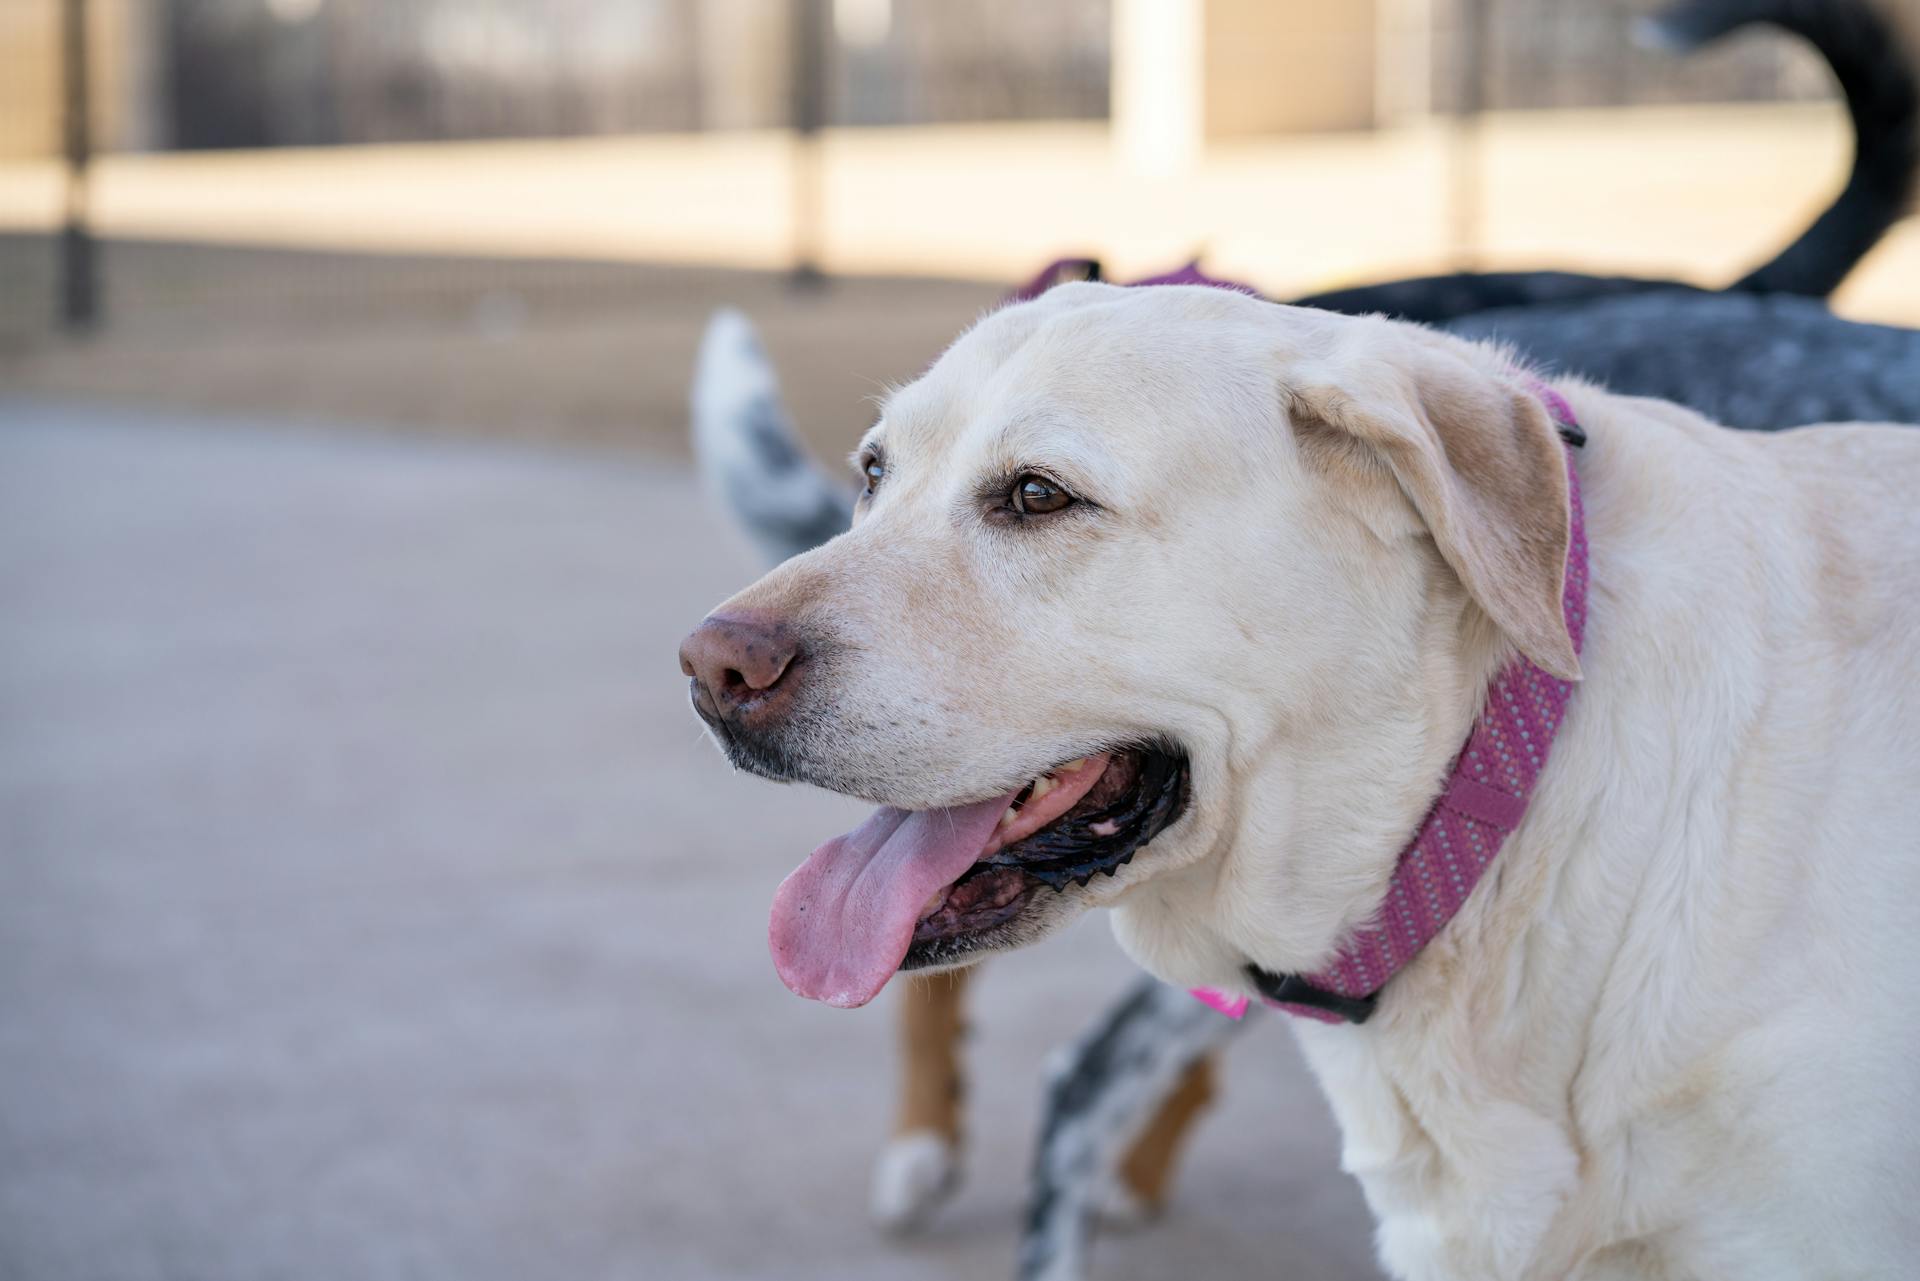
[
  {"x1": 6, "y1": 0, "x2": 1894, "y2": 157},
  {"x1": 0, "y1": 0, "x2": 1113, "y2": 154},
  {"x1": 1, "y1": 0, "x2": 1915, "y2": 345},
  {"x1": 1435, "y1": 0, "x2": 1834, "y2": 111}
]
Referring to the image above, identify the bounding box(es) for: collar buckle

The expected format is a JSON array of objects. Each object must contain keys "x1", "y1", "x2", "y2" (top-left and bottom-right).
[{"x1": 1247, "y1": 966, "x2": 1379, "y2": 1024}]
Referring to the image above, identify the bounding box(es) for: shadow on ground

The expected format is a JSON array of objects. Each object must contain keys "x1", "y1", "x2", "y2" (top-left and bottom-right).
[{"x1": 0, "y1": 236, "x2": 1001, "y2": 461}]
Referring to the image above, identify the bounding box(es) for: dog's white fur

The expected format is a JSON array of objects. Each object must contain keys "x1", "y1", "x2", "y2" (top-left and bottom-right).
[{"x1": 711, "y1": 283, "x2": 1920, "y2": 1278}]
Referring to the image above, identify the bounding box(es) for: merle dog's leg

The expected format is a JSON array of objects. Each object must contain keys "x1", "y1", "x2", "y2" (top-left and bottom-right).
[
  {"x1": 1017, "y1": 979, "x2": 1247, "y2": 1281},
  {"x1": 1112, "y1": 1053, "x2": 1217, "y2": 1218},
  {"x1": 872, "y1": 969, "x2": 973, "y2": 1232}
]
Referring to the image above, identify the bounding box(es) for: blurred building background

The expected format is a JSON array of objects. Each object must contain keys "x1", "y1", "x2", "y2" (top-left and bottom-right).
[
  {"x1": 0, "y1": 0, "x2": 1916, "y2": 452},
  {"x1": 0, "y1": 0, "x2": 1868, "y2": 157}
]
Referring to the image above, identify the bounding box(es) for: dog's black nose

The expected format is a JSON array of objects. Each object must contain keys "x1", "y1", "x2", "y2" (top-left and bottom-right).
[{"x1": 678, "y1": 612, "x2": 802, "y2": 726}]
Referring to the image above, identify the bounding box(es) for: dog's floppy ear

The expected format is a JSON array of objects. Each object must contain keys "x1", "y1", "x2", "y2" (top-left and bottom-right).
[{"x1": 1286, "y1": 324, "x2": 1580, "y2": 681}]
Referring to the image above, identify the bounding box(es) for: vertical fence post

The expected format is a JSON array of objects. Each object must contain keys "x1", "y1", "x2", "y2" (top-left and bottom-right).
[
  {"x1": 1449, "y1": 0, "x2": 1487, "y2": 271},
  {"x1": 788, "y1": 0, "x2": 829, "y2": 289},
  {"x1": 59, "y1": 0, "x2": 98, "y2": 332}
]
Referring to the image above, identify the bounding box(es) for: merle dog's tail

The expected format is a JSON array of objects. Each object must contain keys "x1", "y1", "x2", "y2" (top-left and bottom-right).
[
  {"x1": 691, "y1": 309, "x2": 852, "y2": 567},
  {"x1": 1649, "y1": 0, "x2": 1918, "y2": 297}
]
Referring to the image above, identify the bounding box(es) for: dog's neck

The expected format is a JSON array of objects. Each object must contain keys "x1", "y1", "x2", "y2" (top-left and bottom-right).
[
  {"x1": 1248, "y1": 429, "x2": 1588, "y2": 1025},
  {"x1": 1284, "y1": 388, "x2": 1844, "y2": 1279},
  {"x1": 1179, "y1": 391, "x2": 1588, "y2": 1026}
]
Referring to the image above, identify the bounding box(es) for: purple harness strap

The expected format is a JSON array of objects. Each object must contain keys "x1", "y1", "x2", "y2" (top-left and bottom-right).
[{"x1": 1005, "y1": 260, "x2": 1590, "y2": 1026}]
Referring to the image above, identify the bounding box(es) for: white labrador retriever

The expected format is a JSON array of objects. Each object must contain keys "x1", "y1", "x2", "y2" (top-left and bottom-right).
[{"x1": 678, "y1": 282, "x2": 1920, "y2": 1280}]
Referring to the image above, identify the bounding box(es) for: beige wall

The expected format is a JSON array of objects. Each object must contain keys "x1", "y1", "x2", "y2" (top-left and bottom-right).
[
  {"x1": 695, "y1": 0, "x2": 793, "y2": 131},
  {"x1": 1112, "y1": 0, "x2": 1202, "y2": 175},
  {"x1": 0, "y1": 0, "x2": 159, "y2": 159},
  {"x1": 1114, "y1": 0, "x2": 1378, "y2": 175},
  {"x1": 0, "y1": 1, "x2": 62, "y2": 158},
  {"x1": 1204, "y1": 0, "x2": 1376, "y2": 136}
]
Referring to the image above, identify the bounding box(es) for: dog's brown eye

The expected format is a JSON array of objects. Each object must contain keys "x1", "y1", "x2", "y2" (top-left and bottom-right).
[{"x1": 1012, "y1": 475, "x2": 1073, "y2": 515}]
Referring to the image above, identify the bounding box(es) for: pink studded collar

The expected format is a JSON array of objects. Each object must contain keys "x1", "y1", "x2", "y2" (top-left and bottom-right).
[{"x1": 1200, "y1": 395, "x2": 1589, "y2": 1025}]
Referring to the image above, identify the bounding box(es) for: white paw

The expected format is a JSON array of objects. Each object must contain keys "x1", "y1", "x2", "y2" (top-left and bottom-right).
[
  {"x1": 1094, "y1": 1173, "x2": 1160, "y2": 1231},
  {"x1": 869, "y1": 1130, "x2": 960, "y2": 1235}
]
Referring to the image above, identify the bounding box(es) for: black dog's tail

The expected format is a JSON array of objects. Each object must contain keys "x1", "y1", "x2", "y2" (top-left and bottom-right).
[
  {"x1": 1648, "y1": 0, "x2": 1919, "y2": 297},
  {"x1": 1296, "y1": 0, "x2": 1918, "y2": 323}
]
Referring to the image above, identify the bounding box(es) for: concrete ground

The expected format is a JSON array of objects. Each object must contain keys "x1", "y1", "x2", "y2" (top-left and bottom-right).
[{"x1": 0, "y1": 400, "x2": 1380, "y2": 1281}]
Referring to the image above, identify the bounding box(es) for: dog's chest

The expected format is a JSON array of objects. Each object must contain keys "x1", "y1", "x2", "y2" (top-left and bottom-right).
[
  {"x1": 1298, "y1": 1026, "x2": 1602, "y2": 1281},
  {"x1": 1299, "y1": 1020, "x2": 1763, "y2": 1281}
]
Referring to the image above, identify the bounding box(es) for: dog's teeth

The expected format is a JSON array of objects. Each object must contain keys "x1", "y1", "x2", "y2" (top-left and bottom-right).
[
  {"x1": 1029, "y1": 775, "x2": 1055, "y2": 800},
  {"x1": 1059, "y1": 757, "x2": 1089, "y2": 773},
  {"x1": 1000, "y1": 807, "x2": 1019, "y2": 828}
]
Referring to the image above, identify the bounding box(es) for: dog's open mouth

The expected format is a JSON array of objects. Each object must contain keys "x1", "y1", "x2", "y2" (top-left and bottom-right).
[{"x1": 768, "y1": 746, "x2": 1189, "y2": 1007}]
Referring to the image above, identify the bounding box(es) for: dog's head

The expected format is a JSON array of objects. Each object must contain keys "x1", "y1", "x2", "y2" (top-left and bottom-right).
[{"x1": 679, "y1": 283, "x2": 1578, "y2": 1005}]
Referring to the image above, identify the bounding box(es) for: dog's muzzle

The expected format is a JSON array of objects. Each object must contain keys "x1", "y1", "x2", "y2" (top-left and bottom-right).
[{"x1": 678, "y1": 611, "x2": 804, "y2": 736}]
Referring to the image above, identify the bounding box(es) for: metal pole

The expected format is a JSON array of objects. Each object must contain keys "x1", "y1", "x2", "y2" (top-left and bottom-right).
[
  {"x1": 60, "y1": 0, "x2": 98, "y2": 332},
  {"x1": 788, "y1": 0, "x2": 828, "y2": 290}
]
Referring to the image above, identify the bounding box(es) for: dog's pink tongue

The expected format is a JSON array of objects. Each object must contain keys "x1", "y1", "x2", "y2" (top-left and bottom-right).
[{"x1": 769, "y1": 793, "x2": 1013, "y2": 1008}]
